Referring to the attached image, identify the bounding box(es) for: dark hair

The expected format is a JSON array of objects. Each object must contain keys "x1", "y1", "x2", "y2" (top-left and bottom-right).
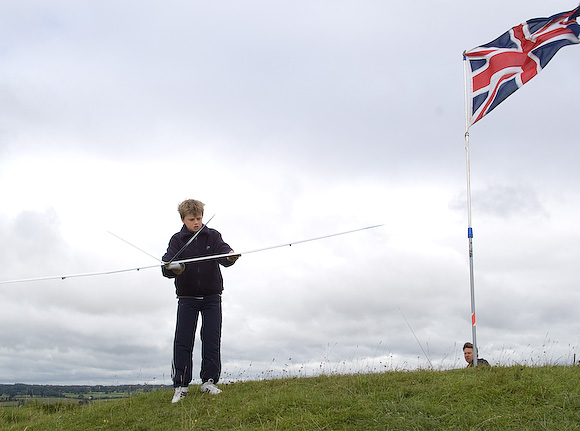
[{"x1": 463, "y1": 342, "x2": 473, "y2": 351}]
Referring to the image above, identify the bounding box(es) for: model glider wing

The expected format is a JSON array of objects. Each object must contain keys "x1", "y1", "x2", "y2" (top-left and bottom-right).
[{"x1": 0, "y1": 224, "x2": 383, "y2": 285}]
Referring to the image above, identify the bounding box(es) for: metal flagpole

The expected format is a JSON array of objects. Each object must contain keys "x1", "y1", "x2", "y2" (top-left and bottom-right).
[{"x1": 463, "y1": 53, "x2": 478, "y2": 366}]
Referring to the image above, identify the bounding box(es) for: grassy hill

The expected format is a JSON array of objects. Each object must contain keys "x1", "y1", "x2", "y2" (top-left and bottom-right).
[{"x1": 1, "y1": 365, "x2": 579, "y2": 430}]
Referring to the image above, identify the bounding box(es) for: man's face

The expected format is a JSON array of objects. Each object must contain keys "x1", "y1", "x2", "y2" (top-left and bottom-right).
[
  {"x1": 464, "y1": 348, "x2": 474, "y2": 363},
  {"x1": 183, "y1": 213, "x2": 203, "y2": 233}
]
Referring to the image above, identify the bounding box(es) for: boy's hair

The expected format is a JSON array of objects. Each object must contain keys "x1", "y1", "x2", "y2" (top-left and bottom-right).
[
  {"x1": 463, "y1": 342, "x2": 473, "y2": 351},
  {"x1": 178, "y1": 199, "x2": 205, "y2": 219}
]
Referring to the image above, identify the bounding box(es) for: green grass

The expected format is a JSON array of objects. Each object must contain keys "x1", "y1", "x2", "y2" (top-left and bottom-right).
[{"x1": 2, "y1": 366, "x2": 580, "y2": 430}]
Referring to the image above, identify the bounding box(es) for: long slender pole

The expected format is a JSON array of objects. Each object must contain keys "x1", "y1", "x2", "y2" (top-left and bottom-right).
[
  {"x1": 463, "y1": 54, "x2": 478, "y2": 366},
  {"x1": 397, "y1": 305, "x2": 433, "y2": 369},
  {"x1": 107, "y1": 231, "x2": 163, "y2": 263}
]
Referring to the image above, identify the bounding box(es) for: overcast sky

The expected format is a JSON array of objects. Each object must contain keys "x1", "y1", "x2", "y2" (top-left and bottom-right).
[{"x1": 1, "y1": 0, "x2": 579, "y2": 385}]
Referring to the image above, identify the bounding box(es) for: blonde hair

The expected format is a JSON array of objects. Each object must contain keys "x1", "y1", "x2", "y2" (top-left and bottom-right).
[{"x1": 178, "y1": 199, "x2": 205, "y2": 220}]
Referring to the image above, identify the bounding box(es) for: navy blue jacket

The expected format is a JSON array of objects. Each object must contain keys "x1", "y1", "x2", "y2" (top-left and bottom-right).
[{"x1": 162, "y1": 225, "x2": 235, "y2": 297}]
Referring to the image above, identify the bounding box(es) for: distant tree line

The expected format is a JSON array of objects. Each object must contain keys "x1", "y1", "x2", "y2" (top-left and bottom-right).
[{"x1": 0, "y1": 383, "x2": 166, "y2": 400}]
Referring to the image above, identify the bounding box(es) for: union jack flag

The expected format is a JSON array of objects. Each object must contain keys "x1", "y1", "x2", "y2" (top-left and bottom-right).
[{"x1": 464, "y1": 6, "x2": 580, "y2": 127}]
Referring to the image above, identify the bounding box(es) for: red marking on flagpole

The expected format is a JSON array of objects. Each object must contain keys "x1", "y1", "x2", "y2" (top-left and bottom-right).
[{"x1": 472, "y1": 313, "x2": 476, "y2": 326}]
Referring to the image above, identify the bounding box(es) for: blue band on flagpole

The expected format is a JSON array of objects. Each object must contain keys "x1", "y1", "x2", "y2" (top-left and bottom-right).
[{"x1": 468, "y1": 227, "x2": 473, "y2": 238}]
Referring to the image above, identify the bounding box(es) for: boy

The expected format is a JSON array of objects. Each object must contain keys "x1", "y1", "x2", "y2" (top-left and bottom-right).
[{"x1": 162, "y1": 199, "x2": 239, "y2": 403}]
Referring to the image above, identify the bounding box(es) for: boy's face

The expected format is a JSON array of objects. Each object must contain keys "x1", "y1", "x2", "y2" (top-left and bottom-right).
[{"x1": 182, "y1": 213, "x2": 203, "y2": 233}]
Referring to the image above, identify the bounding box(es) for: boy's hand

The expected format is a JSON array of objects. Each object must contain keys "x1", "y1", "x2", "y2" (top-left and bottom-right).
[
  {"x1": 227, "y1": 251, "x2": 240, "y2": 263},
  {"x1": 165, "y1": 262, "x2": 185, "y2": 275}
]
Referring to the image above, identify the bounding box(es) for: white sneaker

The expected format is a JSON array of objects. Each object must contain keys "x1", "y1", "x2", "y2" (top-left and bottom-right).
[
  {"x1": 171, "y1": 386, "x2": 189, "y2": 403},
  {"x1": 200, "y1": 379, "x2": 222, "y2": 394}
]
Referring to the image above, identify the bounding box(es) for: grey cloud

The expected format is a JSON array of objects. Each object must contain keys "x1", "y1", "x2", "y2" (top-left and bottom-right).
[
  {"x1": 1, "y1": 0, "x2": 580, "y2": 384},
  {"x1": 450, "y1": 181, "x2": 547, "y2": 219}
]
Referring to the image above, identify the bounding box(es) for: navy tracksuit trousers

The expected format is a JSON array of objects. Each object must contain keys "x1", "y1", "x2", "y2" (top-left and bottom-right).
[{"x1": 172, "y1": 295, "x2": 222, "y2": 387}]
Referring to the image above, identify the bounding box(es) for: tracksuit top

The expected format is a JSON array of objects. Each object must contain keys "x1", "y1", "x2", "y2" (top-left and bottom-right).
[{"x1": 162, "y1": 224, "x2": 234, "y2": 297}]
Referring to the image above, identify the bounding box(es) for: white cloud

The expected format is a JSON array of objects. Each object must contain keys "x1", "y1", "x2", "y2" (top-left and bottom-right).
[{"x1": 1, "y1": 0, "x2": 580, "y2": 384}]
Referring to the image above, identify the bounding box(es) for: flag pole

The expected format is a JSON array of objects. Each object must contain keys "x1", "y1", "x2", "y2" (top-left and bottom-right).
[{"x1": 463, "y1": 53, "x2": 478, "y2": 367}]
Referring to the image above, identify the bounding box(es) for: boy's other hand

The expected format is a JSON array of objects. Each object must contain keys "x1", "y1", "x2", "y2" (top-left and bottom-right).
[{"x1": 227, "y1": 252, "x2": 240, "y2": 263}]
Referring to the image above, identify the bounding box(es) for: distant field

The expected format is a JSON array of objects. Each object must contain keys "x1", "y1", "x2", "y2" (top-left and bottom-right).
[{"x1": 0, "y1": 384, "x2": 165, "y2": 408}]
